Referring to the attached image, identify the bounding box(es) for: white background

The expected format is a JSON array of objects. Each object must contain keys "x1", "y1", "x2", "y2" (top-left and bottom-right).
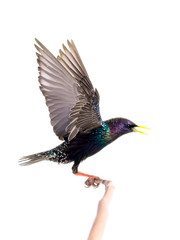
[{"x1": 1, "y1": 0, "x2": 180, "y2": 239}]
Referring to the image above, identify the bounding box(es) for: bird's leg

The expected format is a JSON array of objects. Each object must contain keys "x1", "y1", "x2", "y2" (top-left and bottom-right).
[
  {"x1": 74, "y1": 171, "x2": 99, "y2": 178},
  {"x1": 75, "y1": 172, "x2": 100, "y2": 187},
  {"x1": 72, "y1": 161, "x2": 101, "y2": 188},
  {"x1": 75, "y1": 172, "x2": 102, "y2": 188}
]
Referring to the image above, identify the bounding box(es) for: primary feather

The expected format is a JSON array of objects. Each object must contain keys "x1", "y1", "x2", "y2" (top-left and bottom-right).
[{"x1": 35, "y1": 39, "x2": 102, "y2": 141}]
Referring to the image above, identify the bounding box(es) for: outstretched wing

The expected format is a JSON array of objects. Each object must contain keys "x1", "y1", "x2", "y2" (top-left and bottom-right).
[{"x1": 35, "y1": 39, "x2": 102, "y2": 141}]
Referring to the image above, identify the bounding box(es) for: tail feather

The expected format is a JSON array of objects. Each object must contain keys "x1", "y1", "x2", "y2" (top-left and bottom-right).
[
  {"x1": 20, "y1": 143, "x2": 69, "y2": 166},
  {"x1": 19, "y1": 151, "x2": 49, "y2": 166}
]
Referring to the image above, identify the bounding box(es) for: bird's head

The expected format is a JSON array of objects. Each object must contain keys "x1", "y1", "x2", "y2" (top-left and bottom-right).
[{"x1": 110, "y1": 118, "x2": 150, "y2": 136}]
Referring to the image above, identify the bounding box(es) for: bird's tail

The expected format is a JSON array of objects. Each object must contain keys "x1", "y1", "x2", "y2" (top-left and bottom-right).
[{"x1": 19, "y1": 150, "x2": 50, "y2": 166}]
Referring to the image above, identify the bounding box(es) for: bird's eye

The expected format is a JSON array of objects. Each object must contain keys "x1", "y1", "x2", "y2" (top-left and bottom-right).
[{"x1": 127, "y1": 124, "x2": 131, "y2": 129}]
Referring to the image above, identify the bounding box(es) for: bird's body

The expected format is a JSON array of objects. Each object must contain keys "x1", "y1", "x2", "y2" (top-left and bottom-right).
[
  {"x1": 20, "y1": 39, "x2": 149, "y2": 184},
  {"x1": 22, "y1": 118, "x2": 135, "y2": 173}
]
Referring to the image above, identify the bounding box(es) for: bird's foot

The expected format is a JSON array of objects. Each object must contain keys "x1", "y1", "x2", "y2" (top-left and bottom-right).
[
  {"x1": 85, "y1": 177, "x2": 102, "y2": 188},
  {"x1": 74, "y1": 171, "x2": 102, "y2": 188}
]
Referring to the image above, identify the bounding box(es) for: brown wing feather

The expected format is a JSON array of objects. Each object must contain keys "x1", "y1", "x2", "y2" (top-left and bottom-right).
[{"x1": 35, "y1": 39, "x2": 102, "y2": 141}]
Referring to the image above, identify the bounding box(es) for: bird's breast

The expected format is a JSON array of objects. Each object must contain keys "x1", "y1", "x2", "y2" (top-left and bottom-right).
[{"x1": 66, "y1": 123, "x2": 112, "y2": 161}]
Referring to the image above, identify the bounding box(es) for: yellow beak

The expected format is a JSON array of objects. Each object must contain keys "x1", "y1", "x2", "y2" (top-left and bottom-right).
[{"x1": 133, "y1": 125, "x2": 150, "y2": 135}]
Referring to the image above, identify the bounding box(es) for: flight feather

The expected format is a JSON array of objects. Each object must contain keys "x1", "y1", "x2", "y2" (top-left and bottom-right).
[{"x1": 35, "y1": 39, "x2": 102, "y2": 141}]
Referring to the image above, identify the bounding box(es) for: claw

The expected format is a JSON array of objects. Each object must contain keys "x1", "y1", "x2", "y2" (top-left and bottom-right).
[
  {"x1": 93, "y1": 178, "x2": 102, "y2": 188},
  {"x1": 85, "y1": 177, "x2": 94, "y2": 187},
  {"x1": 85, "y1": 177, "x2": 102, "y2": 188}
]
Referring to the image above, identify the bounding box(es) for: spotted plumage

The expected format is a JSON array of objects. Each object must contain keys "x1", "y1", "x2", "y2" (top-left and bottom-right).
[{"x1": 20, "y1": 39, "x2": 149, "y2": 183}]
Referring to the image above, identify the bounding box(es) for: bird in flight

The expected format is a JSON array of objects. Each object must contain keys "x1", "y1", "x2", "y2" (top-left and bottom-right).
[{"x1": 20, "y1": 39, "x2": 149, "y2": 187}]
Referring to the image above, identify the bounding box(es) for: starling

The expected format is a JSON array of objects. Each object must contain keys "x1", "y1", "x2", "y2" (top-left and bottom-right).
[{"x1": 20, "y1": 39, "x2": 149, "y2": 187}]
